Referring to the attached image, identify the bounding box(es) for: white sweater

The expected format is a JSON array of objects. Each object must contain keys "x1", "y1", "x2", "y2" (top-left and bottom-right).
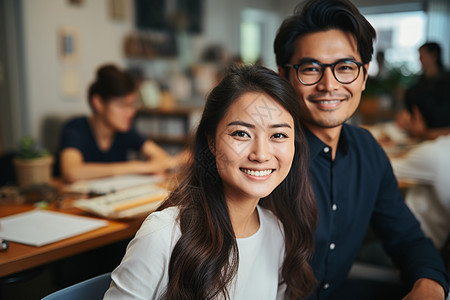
[{"x1": 104, "y1": 205, "x2": 286, "y2": 299}]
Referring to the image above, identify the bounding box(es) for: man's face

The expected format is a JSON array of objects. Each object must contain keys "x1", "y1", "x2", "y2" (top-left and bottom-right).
[{"x1": 284, "y1": 29, "x2": 369, "y2": 131}]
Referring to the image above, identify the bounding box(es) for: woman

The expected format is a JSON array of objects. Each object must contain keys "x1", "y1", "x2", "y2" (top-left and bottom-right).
[
  {"x1": 57, "y1": 64, "x2": 179, "y2": 183},
  {"x1": 104, "y1": 65, "x2": 317, "y2": 299}
]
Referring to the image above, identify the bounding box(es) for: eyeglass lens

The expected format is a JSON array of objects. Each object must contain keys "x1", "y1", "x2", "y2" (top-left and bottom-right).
[{"x1": 297, "y1": 61, "x2": 360, "y2": 85}]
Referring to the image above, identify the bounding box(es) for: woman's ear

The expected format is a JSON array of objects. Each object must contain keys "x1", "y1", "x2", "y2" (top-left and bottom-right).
[
  {"x1": 91, "y1": 95, "x2": 104, "y2": 114},
  {"x1": 207, "y1": 135, "x2": 216, "y2": 156}
]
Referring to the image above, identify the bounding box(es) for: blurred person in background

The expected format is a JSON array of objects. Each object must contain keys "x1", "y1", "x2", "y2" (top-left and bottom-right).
[
  {"x1": 56, "y1": 64, "x2": 184, "y2": 183},
  {"x1": 396, "y1": 42, "x2": 450, "y2": 140},
  {"x1": 391, "y1": 97, "x2": 450, "y2": 251}
]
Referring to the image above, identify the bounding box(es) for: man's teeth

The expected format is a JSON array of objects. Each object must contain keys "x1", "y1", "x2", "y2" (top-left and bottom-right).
[
  {"x1": 240, "y1": 169, "x2": 273, "y2": 177},
  {"x1": 318, "y1": 100, "x2": 340, "y2": 104}
]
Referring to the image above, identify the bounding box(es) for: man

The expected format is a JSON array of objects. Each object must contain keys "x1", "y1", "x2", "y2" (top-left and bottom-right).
[{"x1": 274, "y1": 0, "x2": 449, "y2": 299}]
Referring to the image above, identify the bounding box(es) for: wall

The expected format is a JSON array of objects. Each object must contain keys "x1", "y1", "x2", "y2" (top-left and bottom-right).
[
  {"x1": 13, "y1": 0, "x2": 283, "y2": 150},
  {"x1": 20, "y1": 0, "x2": 135, "y2": 146},
  {"x1": 2, "y1": 0, "x2": 450, "y2": 152}
]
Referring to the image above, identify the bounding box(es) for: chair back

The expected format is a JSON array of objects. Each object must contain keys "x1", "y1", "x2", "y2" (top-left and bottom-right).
[{"x1": 41, "y1": 272, "x2": 111, "y2": 300}]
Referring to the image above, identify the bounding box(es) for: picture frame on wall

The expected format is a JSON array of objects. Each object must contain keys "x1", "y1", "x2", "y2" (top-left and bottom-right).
[
  {"x1": 67, "y1": 0, "x2": 83, "y2": 6},
  {"x1": 109, "y1": 0, "x2": 127, "y2": 21},
  {"x1": 58, "y1": 26, "x2": 80, "y2": 64}
]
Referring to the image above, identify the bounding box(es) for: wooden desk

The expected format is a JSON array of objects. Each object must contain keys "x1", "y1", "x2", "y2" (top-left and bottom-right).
[{"x1": 0, "y1": 203, "x2": 144, "y2": 278}]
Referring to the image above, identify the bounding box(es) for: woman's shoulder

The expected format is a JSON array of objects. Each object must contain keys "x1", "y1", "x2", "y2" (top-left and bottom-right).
[
  {"x1": 257, "y1": 205, "x2": 283, "y2": 235},
  {"x1": 126, "y1": 206, "x2": 181, "y2": 258},
  {"x1": 136, "y1": 206, "x2": 180, "y2": 238},
  {"x1": 63, "y1": 116, "x2": 89, "y2": 131},
  {"x1": 257, "y1": 205, "x2": 277, "y2": 222}
]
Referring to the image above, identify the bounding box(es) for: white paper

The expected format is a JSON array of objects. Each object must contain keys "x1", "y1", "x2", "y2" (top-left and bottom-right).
[
  {"x1": 0, "y1": 210, "x2": 108, "y2": 247},
  {"x1": 64, "y1": 174, "x2": 164, "y2": 194}
]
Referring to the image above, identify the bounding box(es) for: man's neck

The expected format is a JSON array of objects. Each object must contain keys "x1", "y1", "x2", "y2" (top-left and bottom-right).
[
  {"x1": 424, "y1": 65, "x2": 440, "y2": 78},
  {"x1": 305, "y1": 123, "x2": 342, "y2": 160}
]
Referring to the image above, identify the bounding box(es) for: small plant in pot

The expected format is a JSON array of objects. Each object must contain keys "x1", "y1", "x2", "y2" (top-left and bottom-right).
[{"x1": 13, "y1": 136, "x2": 54, "y2": 188}]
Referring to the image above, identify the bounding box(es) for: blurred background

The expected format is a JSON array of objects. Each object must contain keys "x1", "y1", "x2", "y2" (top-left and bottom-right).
[{"x1": 0, "y1": 0, "x2": 449, "y2": 154}]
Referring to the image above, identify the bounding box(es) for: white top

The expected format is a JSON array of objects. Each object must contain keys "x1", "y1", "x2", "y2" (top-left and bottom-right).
[
  {"x1": 391, "y1": 134, "x2": 450, "y2": 248},
  {"x1": 104, "y1": 205, "x2": 286, "y2": 300}
]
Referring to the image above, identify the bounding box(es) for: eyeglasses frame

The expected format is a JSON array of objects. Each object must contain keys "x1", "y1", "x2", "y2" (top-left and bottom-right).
[{"x1": 285, "y1": 60, "x2": 365, "y2": 86}]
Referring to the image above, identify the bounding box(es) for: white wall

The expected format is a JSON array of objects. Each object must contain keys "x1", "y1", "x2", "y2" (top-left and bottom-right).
[
  {"x1": 9, "y1": 0, "x2": 450, "y2": 150},
  {"x1": 21, "y1": 0, "x2": 134, "y2": 141},
  {"x1": 20, "y1": 0, "x2": 284, "y2": 145}
]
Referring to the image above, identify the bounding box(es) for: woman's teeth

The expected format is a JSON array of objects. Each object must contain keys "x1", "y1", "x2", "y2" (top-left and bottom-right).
[{"x1": 240, "y1": 168, "x2": 273, "y2": 177}]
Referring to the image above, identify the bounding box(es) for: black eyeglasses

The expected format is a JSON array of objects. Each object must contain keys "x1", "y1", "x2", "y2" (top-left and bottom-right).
[{"x1": 285, "y1": 60, "x2": 364, "y2": 86}]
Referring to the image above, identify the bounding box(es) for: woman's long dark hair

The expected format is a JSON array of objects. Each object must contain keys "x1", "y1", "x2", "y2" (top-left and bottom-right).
[{"x1": 158, "y1": 64, "x2": 317, "y2": 299}]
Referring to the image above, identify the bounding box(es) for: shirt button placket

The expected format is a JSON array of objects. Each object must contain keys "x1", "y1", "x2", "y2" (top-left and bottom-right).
[{"x1": 323, "y1": 144, "x2": 334, "y2": 295}]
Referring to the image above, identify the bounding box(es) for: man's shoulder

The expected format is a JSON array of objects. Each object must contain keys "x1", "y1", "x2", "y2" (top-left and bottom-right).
[
  {"x1": 342, "y1": 124, "x2": 386, "y2": 159},
  {"x1": 343, "y1": 123, "x2": 377, "y2": 143}
]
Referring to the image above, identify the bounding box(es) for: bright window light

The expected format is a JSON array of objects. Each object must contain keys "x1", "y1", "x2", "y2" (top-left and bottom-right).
[
  {"x1": 365, "y1": 11, "x2": 427, "y2": 76},
  {"x1": 240, "y1": 21, "x2": 261, "y2": 65}
]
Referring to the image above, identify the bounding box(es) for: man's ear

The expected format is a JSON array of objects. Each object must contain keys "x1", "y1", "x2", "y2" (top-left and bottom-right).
[
  {"x1": 361, "y1": 63, "x2": 370, "y2": 91},
  {"x1": 278, "y1": 66, "x2": 286, "y2": 78}
]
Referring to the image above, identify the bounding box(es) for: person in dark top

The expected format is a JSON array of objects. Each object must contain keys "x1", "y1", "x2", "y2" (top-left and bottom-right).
[
  {"x1": 57, "y1": 64, "x2": 183, "y2": 183},
  {"x1": 397, "y1": 42, "x2": 450, "y2": 140},
  {"x1": 274, "y1": 0, "x2": 449, "y2": 299}
]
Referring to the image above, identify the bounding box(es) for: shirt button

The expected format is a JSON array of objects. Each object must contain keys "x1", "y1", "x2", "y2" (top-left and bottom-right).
[
  {"x1": 323, "y1": 283, "x2": 330, "y2": 289},
  {"x1": 332, "y1": 204, "x2": 337, "y2": 211},
  {"x1": 323, "y1": 147, "x2": 330, "y2": 153},
  {"x1": 329, "y1": 243, "x2": 336, "y2": 250}
]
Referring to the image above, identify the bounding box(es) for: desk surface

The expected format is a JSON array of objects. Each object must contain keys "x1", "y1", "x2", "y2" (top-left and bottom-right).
[
  {"x1": 0, "y1": 174, "x2": 182, "y2": 279},
  {"x1": 0, "y1": 203, "x2": 144, "y2": 278}
]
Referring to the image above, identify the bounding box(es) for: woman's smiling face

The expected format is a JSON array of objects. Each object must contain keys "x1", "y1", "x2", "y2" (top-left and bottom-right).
[{"x1": 213, "y1": 92, "x2": 295, "y2": 203}]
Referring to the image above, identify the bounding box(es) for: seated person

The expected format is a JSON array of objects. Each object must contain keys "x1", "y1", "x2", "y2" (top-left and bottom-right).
[
  {"x1": 396, "y1": 42, "x2": 450, "y2": 140},
  {"x1": 391, "y1": 107, "x2": 450, "y2": 249},
  {"x1": 396, "y1": 98, "x2": 450, "y2": 140},
  {"x1": 56, "y1": 64, "x2": 183, "y2": 183}
]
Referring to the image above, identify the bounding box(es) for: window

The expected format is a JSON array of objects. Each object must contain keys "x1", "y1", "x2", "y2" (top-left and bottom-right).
[
  {"x1": 240, "y1": 20, "x2": 261, "y2": 65},
  {"x1": 364, "y1": 10, "x2": 427, "y2": 77}
]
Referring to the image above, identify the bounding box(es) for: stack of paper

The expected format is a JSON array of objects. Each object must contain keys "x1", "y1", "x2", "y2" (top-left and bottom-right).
[{"x1": 0, "y1": 210, "x2": 108, "y2": 247}]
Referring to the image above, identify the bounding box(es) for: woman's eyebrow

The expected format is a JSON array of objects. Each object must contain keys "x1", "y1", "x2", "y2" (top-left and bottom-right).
[
  {"x1": 226, "y1": 121, "x2": 255, "y2": 128},
  {"x1": 270, "y1": 123, "x2": 292, "y2": 129},
  {"x1": 227, "y1": 121, "x2": 292, "y2": 129}
]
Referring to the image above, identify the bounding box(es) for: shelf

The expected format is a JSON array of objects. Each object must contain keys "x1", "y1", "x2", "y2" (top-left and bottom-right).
[
  {"x1": 134, "y1": 106, "x2": 202, "y2": 152},
  {"x1": 146, "y1": 135, "x2": 189, "y2": 145}
]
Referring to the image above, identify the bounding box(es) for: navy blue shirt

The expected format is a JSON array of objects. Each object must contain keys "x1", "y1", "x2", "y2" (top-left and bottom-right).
[
  {"x1": 306, "y1": 124, "x2": 449, "y2": 299},
  {"x1": 54, "y1": 117, "x2": 145, "y2": 175}
]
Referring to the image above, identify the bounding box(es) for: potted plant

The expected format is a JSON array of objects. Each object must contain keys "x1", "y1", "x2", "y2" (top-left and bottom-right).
[{"x1": 13, "y1": 136, "x2": 54, "y2": 187}]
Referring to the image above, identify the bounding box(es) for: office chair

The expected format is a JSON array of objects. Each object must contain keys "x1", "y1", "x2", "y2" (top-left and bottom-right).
[{"x1": 41, "y1": 272, "x2": 111, "y2": 300}]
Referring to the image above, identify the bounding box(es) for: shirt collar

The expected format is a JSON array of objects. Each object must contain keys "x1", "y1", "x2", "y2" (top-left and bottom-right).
[{"x1": 303, "y1": 124, "x2": 350, "y2": 159}]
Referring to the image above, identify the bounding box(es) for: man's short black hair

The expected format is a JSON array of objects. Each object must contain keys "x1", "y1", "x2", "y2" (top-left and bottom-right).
[{"x1": 274, "y1": 0, "x2": 376, "y2": 68}]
